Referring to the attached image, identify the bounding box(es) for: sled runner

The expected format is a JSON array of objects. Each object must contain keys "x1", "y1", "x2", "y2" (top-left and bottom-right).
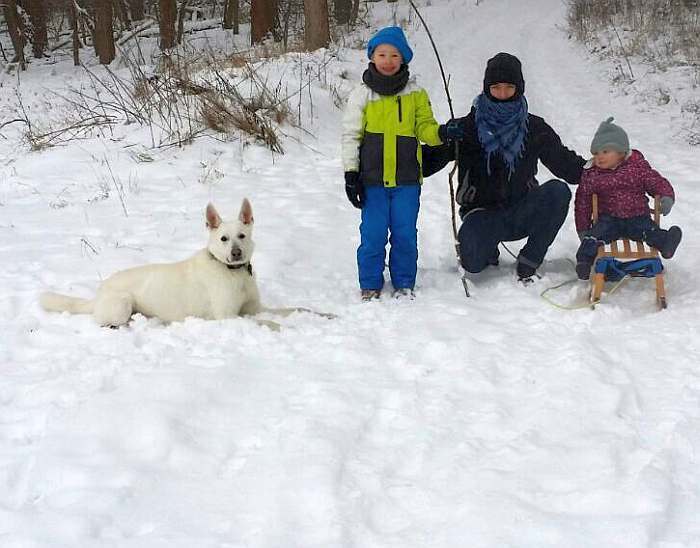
[{"x1": 589, "y1": 194, "x2": 667, "y2": 309}]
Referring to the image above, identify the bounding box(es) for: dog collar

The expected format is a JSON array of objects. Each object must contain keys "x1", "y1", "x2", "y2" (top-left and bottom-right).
[
  {"x1": 227, "y1": 262, "x2": 253, "y2": 276},
  {"x1": 209, "y1": 252, "x2": 253, "y2": 276}
]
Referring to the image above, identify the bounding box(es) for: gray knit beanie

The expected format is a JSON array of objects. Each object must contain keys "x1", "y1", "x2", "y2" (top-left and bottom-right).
[{"x1": 590, "y1": 116, "x2": 629, "y2": 154}]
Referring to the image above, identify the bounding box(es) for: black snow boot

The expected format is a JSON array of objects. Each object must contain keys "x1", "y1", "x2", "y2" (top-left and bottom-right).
[
  {"x1": 661, "y1": 226, "x2": 682, "y2": 259},
  {"x1": 516, "y1": 261, "x2": 536, "y2": 281},
  {"x1": 576, "y1": 260, "x2": 593, "y2": 280}
]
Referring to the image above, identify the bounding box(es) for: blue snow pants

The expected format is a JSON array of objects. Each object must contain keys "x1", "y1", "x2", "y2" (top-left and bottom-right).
[
  {"x1": 358, "y1": 185, "x2": 421, "y2": 290},
  {"x1": 457, "y1": 179, "x2": 572, "y2": 273}
]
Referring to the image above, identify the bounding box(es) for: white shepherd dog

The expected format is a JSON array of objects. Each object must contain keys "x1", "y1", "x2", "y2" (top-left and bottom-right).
[{"x1": 40, "y1": 199, "x2": 325, "y2": 329}]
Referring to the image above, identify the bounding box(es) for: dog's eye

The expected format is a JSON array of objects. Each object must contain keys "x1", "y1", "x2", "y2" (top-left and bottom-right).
[
  {"x1": 220, "y1": 236, "x2": 229, "y2": 242},
  {"x1": 237, "y1": 233, "x2": 246, "y2": 240}
]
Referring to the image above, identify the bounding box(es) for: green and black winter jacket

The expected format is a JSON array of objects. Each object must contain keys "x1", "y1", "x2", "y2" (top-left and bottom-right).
[{"x1": 341, "y1": 79, "x2": 443, "y2": 187}]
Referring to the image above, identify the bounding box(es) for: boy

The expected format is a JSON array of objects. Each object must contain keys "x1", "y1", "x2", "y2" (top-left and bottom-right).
[{"x1": 341, "y1": 26, "x2": 455, "y2": 300}]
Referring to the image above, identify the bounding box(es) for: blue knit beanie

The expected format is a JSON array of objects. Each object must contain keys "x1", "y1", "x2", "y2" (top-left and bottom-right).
[
  {"x1": 367, "y1": 26, "x2": 413, "y2": 64},
  {"x1": 590, "y1": 116, "x2": 630, "y2": 155}
]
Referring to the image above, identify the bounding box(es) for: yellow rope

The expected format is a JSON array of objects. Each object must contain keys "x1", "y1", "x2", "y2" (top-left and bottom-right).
[
  {"x1": 539, "y1": 278, "x2": 590, "y2": 310},
  {"x1": 539, "y1": 267, "x2": 630, "y2": 311}
]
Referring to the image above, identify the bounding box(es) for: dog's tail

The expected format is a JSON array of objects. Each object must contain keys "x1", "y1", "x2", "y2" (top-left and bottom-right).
[{"x1": 40, "y1": 292, "x2": 94, "y2": 315}]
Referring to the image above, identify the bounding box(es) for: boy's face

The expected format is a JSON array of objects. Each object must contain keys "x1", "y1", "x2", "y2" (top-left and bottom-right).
[
  {"x1": 593, "y1": 149, "x2": 626, "y2": 169},
  {"x1": 371, "y1": 44, "x2": 403, "y2": 76}
]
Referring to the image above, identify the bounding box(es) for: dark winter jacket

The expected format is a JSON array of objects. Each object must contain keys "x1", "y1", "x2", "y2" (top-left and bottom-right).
[
  {"x1": 574, "y1": 149, "x2": 675, "y2": 231},
  {"x1": 422, "y1": 109, "x2": 585, "y2": 218}
]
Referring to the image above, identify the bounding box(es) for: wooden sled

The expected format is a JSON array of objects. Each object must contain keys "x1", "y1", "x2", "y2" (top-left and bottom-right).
[{"x1": 590, "y1": 194, "x2": 667, "y2": 309}]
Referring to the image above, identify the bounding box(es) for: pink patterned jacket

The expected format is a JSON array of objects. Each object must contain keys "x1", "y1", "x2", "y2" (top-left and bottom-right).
[{"x1": 574, "y1": 149, "x2": 674, "y2": 232}]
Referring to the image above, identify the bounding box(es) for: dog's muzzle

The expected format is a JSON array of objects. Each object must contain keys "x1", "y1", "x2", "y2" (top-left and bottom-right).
[{"x1": 230, "y1": 247, "x2": 243, "y2": 262}]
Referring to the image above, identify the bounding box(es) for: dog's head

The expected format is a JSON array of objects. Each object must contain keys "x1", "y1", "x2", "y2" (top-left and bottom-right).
[{"x1": 206, "y1": 199, "x2": 255, "y2": 267}]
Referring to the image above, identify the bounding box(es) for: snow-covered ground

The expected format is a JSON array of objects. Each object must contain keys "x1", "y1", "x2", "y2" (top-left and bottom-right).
[{"x1": 2, "y1": 1, "x2": 700, "y2": 546}]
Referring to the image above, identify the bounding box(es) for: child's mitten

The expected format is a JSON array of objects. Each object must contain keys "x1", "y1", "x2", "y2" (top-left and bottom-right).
[{"x1": 659, "y1": 196, "x2": 674, "y2": 216}]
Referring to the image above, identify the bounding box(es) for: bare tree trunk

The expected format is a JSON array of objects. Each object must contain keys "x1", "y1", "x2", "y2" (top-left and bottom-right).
[
  {"x1": 113, "y1": 0, "x2": 132, "y2": 30},
  {"x1": 128, "y1": 0, "x2": 145, "y2": 21},
  {"x1": 69, "y1": 0, "x2": 81, "y2": 66},
  {"x1": 159, "y1": 0, "x2": 177, "y2": 49},
  {"x1": 350, "y1": 0, "x2": 360, "y2": 25},
  {"x1": 25, "y1": 0, "x2": 48, "y2": 58},
  {"x1": 251, "y1": 0, "x2": 276, "y2": 44},
  {"x1": 94, "y1": 0, "x2": 116, "y2": 64},
  {"x1": 304, "y1": 0, "x2": 330, "y2": 50},
  {"x1": 281, "y1": 0, "x2": 293, "y2": 50},
  {"x1": 223, "y1": 0, "x2": 239, "y2": 34},
  {"x1": 176, "y1": 0, "x2": 189, "y2": 45},
  {"x1": 3, "y1": 0, "x2": 26, "y2": 69},
  {"x1": 334, "y1": 0, "x2": 352, "y2": 25}
]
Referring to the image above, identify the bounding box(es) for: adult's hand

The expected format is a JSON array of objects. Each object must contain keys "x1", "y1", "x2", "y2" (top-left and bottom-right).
[{"x1": 438, "y1": 119, "x2": 466, "y2": 142}]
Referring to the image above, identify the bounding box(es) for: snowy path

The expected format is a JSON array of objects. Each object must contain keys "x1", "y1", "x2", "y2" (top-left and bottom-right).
[{"x1": 2, "y1": 0, "x2": 700, "y2": 546}]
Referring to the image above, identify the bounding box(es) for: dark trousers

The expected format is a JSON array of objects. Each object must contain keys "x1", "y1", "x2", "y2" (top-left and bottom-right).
[
  {"x1": 577, "y1": 214, "x2": 670, "y2": 264},
  {"x1": 457, "y1": 180, "x2": 572, "y2": 273}
]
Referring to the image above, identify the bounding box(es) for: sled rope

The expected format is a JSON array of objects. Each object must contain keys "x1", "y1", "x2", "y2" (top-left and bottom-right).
[{"x1": 539, "y1": 259, "x2": 629, "y2": 310}]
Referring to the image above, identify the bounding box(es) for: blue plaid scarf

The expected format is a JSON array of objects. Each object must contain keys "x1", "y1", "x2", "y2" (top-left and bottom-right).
[{"x1": 473, "y1": 93, "x2": 529, "y2": 175}]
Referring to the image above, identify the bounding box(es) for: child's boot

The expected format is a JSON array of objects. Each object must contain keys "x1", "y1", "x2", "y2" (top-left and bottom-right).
[
  {"x1": 576, "y1": 259, "x2": 594, "y2": 280},
  {"x1": 661, "y1": 226, "x2": 682, "y2": 259},
  {"x1": 575, "y1": 237, "x2": 600, "y2": 280},
  {"x1": 392, "y1": 288, "x2": 415, "y2": 300},
  {"x1": 361, "y1": 289, "x2": 381, "y2": 302}
]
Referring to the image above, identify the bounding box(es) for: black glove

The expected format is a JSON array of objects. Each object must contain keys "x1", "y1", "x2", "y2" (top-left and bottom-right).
[
  {"x1": 344, "y1": 171, "x2": 364, "y2": 209},
  {"x1": 438, "y1": 118, "x2": 466, "y2": 142}
]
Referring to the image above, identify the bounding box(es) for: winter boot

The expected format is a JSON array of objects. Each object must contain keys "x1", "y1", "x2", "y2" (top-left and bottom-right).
[
  {"x1": 361, "y1": 289, "x2": 382, "y2": 302},
  {"x1": 392, "y1": 288, "x2": 415, "y2": 300},
  {"x1": 575, "y1": 237, "x2": 600, "y2": 280},
  {"x1": 661, "y1": 226, "x2": 682, "y2": 259},
  {"x1": 575, "y1": 260, "x2": 593, "y2": 280},
  {"x1": 516, "y1": 257, "x2": 537, "y2": 281}
]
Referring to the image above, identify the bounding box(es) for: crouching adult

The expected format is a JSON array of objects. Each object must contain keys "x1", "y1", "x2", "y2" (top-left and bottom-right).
[{"x1": 423, "y1": 52, "x2": 586, "y2": 280}]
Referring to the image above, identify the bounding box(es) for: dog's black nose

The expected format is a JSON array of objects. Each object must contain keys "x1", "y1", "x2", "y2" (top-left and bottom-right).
[{"x1": 231, "y1": 248, "x2": 242, "y2": 260}]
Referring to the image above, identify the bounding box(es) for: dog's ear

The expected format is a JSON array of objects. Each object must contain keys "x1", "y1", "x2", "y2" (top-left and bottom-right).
[
  {"x1": 239, "y1": 198, "x2": 254, "y2": 225},
  {"x1": 206, "y1": 203, "x2": 222, "y2": 229}
]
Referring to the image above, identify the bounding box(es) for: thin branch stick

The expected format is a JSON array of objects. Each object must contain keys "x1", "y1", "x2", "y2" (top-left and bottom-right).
[
  {"x1": 612, "y1": 21, "x2": 635, "y2": 79},
  {"x1": 407, "y1": 0, "x2": 468, "y2": 297},
  {"x1": 0, "y1": 118, "x2": 29, "y2": 131},
  {"x1": 407, "y1": 0, "x2": 453, "y2": 118}
]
